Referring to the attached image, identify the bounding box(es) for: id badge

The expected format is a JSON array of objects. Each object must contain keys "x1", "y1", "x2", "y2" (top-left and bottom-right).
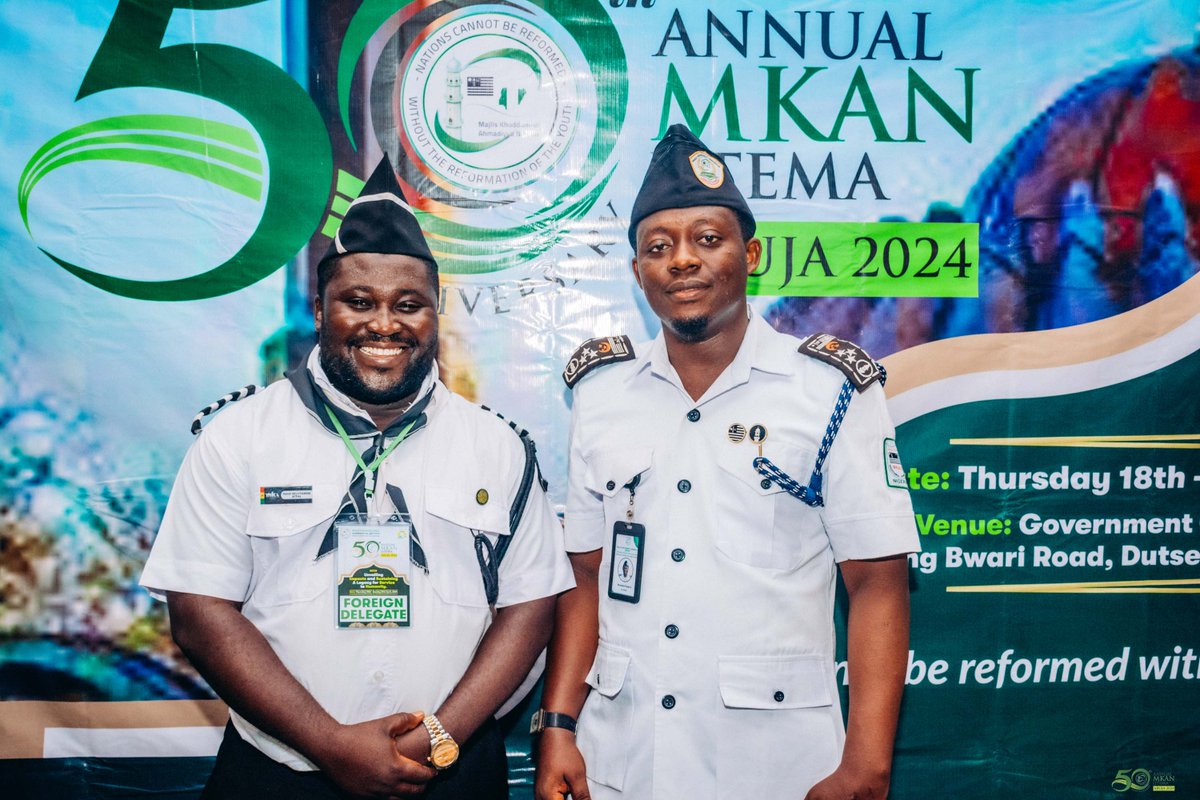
[
  {"x1": 608, "y1": 522, "x2": 645, "y2": 604},
  {"x1": 335, "y1": 513, "x2": 412, "y2": 628}
]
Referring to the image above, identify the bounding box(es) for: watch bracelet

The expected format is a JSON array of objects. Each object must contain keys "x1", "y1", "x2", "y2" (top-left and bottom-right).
[{"x1": 530, "y1": 708, "x2": 578, "y2": 736}]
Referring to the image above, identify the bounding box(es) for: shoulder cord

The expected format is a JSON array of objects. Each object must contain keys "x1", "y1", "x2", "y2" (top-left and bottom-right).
[
  {"x1": 752, "y1": 363, "x2": 886, "y2": 508},
  {"x1": 474, "y1": 414, "x2": 544, "y2": 605}
]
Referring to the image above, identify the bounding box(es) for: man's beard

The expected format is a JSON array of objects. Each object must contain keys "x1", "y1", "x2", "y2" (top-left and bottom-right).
[
  {"x1": 669, "y1": 315, "x2": 710, "y2": 343},
  {"x1": 318, "y1": 331, "x2": 438, "y2": 407}
]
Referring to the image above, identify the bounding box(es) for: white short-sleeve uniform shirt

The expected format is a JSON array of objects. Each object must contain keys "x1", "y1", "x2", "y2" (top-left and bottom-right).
[
  {"x1": 565, "y1": 315, "x2": 919, "y2": 800},
  {"x1": 141, "y1": 353, "x2": 573, "y2": 769}
]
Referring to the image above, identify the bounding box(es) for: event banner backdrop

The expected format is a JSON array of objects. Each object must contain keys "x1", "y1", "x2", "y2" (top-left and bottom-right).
[{"x1": 2, "y1": 0, "x2": 1198, "y2": 797}]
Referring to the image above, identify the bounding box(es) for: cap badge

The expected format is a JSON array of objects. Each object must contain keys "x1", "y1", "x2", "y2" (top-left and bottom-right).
[{"x1": 688, "y1": 150, "x2": 724, "y2": 189}]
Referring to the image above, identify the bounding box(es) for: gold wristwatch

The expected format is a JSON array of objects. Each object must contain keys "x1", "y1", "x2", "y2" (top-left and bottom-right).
[{"x1": 422, "y1": 714, "x2": 460, "y2": 770}]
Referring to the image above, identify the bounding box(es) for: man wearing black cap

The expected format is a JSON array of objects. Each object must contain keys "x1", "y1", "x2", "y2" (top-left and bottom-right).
[
  {"x1": 534, "y1": 125, "x2": 919, "y2": 800},
  {"x1": 141, "y1": 155, "x2": 573, "y2": 799}
]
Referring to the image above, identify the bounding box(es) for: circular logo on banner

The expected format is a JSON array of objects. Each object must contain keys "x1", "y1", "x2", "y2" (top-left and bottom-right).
[
  {"x1": 350, "y1": 0, "x2": 627, "y2": 275},
  {"x1": 399, "y1": 13, "x2": 579, "y2": 192}
]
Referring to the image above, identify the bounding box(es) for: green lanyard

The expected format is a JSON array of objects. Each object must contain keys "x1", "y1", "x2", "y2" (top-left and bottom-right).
[{"x1": 324, "y1": 404, "x2": 418, "y2": 499}]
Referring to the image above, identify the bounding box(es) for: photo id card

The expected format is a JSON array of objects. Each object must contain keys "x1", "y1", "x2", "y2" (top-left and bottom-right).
[
  {"x1": 335, "y1": 513, "x2": 412, "y2": 628},
  {"x1": 608, "y1": 522, "x2": 646, "y2": 604}
]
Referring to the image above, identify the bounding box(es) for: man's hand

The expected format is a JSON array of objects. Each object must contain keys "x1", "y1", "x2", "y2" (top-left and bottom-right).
[
  {"x1": 393, "y1": 716, "x2": 432, "y2": 766},
  {"x1": 803, "y1": 761, "x2": 890, "y2": 800},
  {"x1": 310, "y1": 711, "x2": 438, "y2": 798},
  {"x1": 534, "y1": 728, "x2": 590, "y2": 800}
]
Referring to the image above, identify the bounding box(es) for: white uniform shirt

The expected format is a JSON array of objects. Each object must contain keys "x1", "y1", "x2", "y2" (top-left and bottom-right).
[
  {"x1": 565, "y1": 315, "x2": 920, "y2": 800},
  {"x1": 141, "y1": 354, "x2": 573, "y2": 769}
]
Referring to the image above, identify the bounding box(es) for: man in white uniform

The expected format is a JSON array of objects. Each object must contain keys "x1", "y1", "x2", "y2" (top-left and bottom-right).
[
  {"x1": 533, "y1": 126, "x2": 919, "y2": 800},
  {"x1": 141, "y1": 155, "x2": 573, "y2": 799}
]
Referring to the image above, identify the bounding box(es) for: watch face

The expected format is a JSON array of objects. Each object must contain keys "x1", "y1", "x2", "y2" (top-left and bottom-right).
[{"x1": 430, "y1": 739, "x2": 460, "y2": 769}]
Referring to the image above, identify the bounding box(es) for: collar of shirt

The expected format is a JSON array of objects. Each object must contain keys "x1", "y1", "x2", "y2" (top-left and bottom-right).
[{"x1": 630, "y1": 312, "x2": 795, "y2": 403}]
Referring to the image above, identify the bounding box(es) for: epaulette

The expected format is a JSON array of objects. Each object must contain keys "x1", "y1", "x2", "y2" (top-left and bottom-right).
[
  {"x1": 563, "y1": 335, "x2": 635, "y2": 388},
  {"x1": 797, "y1": 333, "x2": 884, "y2": 392},
  {"x1": 190, "y1": 385, "x2": 261, "y2": 435}
]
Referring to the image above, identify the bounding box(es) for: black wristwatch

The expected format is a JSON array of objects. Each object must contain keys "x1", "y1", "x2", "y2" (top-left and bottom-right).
[{"x1": 529, "y1": 709, "x2": 578, "y2": 736}]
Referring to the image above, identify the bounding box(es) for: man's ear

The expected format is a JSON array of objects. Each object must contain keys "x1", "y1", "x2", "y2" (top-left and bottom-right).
[
  {"x1": 631, "y1": 258, "x2": 643, "y2": 289},
  {"x1": 745, "y1": 237, "x2": 763, "y2": 276},
  {"x1": 313, "y1": 295, "x2": 323, "y2": 332}
]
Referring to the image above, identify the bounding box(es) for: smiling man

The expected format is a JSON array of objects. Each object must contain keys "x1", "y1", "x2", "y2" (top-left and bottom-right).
[
  {"x1": 534, "y1": 126, "x2": 920, "y2": 800},
  {"x1": 141, "y1": 156, "x2": 573, "y2": 800}
]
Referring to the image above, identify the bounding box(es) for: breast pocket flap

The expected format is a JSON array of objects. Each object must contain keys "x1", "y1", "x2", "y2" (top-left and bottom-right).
[
  {"x1": 585, "y1": 642, "x2": 632, "y2": 698},
  {"x1": 718, "y1": 655, "x2": 833, "y2": 710},
  {"x1": 585, "y1": 449, "x2": 653, "y2": 498},
  {"x1": 245, "y1": 482, "x2": 342, "y2": 537},
  {"x1": 425, "y1": 485, "x2": 508, "y2": 534},
  {"x1": 717, "y1": 444, "x2": 815, "y2": 497}
]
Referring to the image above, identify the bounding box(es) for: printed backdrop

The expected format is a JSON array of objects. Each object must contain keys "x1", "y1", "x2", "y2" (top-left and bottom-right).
[{"x1": 1, "y1": 1, "x2": 1198, "y2": 797}]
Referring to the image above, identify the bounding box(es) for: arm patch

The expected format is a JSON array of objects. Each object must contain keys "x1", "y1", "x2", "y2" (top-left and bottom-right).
[
  {"x1": 797, "y1": 334, "x2": 882, "y2": 393},
  {"x1": 562, "y1": 335, "x2": 635, "y2": 388},
  {"x1": 190, "y1": 385, "x2": 261, "y2": 434}
]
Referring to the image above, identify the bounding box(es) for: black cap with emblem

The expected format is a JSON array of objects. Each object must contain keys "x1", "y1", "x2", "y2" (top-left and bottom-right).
[
  {"x1": 627, "y1": 123, "x2": 756, "y2": 248},
  {"x1": 318, "y1": 153, "x2": 437, "y2": 275}
]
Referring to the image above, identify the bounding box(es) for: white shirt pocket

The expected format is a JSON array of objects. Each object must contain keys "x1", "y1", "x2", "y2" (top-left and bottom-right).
[
  {"x1": 715, "y1": 443, "x2": 822, "y2": 571},
  {"x1": 584, "y1": 448, "x2": 653, "y2": 530},
  {"x1": 578, "y1": 640, "x2": 635, "y2": 791},
  {"x1": 716, "y1": 654, "x2": 842, "y2": 797},
  {"x1": 422, "y1": 485, "x2": 509, "y2": 608},
  {"x1": 245, "y1": 482, "x2": 341, "y2": 606}
]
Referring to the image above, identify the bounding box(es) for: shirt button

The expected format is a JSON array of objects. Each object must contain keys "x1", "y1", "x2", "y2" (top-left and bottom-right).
[
  {"x1": 605, "y1": 480, "x2": 616, "y2": 491},
  {"x1": 686, "y1": 409, "x2": 701, "y2": 422},
  {"x1": 373, "y1": 671, "x2": 385, "y2": 683},
  {"x1": 661, "y1": 694, "x2": 676, "y2": 710},
  {"x1": 671, "y1": 548, "x2": 686, "y2": 562},
  {"x1": 677, "y1": 479, "x2": 691, "y2": 493},
  {"x1": 664, "y1": 624, "x2": 679, "y2": 639},
  {"x1": 773, "y1": 691, "x2": 785, "y2": 702},
  {"x1": 760, "y1": 478, "x2": 772, "y2": 489}
]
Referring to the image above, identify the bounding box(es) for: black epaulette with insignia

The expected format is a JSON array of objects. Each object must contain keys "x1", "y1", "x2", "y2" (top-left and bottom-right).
[
  {"x1": 797, "y1": 334, "x2": 884, "y2": 393},
  {"x1": 562, "y1": 335, "x2": 635, "y2": 388},
  {"x1": 190, "y1": 385, "x2": 261, "y2": 435}
]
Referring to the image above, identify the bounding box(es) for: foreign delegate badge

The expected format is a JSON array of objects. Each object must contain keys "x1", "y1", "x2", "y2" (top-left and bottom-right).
[{"x1": 336, "y1": 513, "x2": 413, "y2": 628}]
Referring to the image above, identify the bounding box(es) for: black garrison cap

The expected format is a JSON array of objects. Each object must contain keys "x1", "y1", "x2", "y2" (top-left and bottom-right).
[
  {"x1": 627, "y1": 123, "x2": 756, "y2": 248},
  {"x1": 319, "y1": 154, "x2": 437, "y2": 270}
]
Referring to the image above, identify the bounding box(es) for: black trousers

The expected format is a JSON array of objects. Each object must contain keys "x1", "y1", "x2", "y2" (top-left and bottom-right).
[{"x1": 201, "y1": 720, "x2": 509, "y2": 800}]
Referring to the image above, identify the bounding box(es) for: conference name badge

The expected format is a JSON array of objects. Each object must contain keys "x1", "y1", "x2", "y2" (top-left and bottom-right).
[{"x1": 335, "y1": 513, "x2": 412, "y2": 628}]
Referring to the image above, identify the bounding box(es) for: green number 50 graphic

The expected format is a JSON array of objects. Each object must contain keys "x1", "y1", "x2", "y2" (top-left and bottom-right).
[{"x1": 17, "y1": 0, "x2": 332, "y2": 301}]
